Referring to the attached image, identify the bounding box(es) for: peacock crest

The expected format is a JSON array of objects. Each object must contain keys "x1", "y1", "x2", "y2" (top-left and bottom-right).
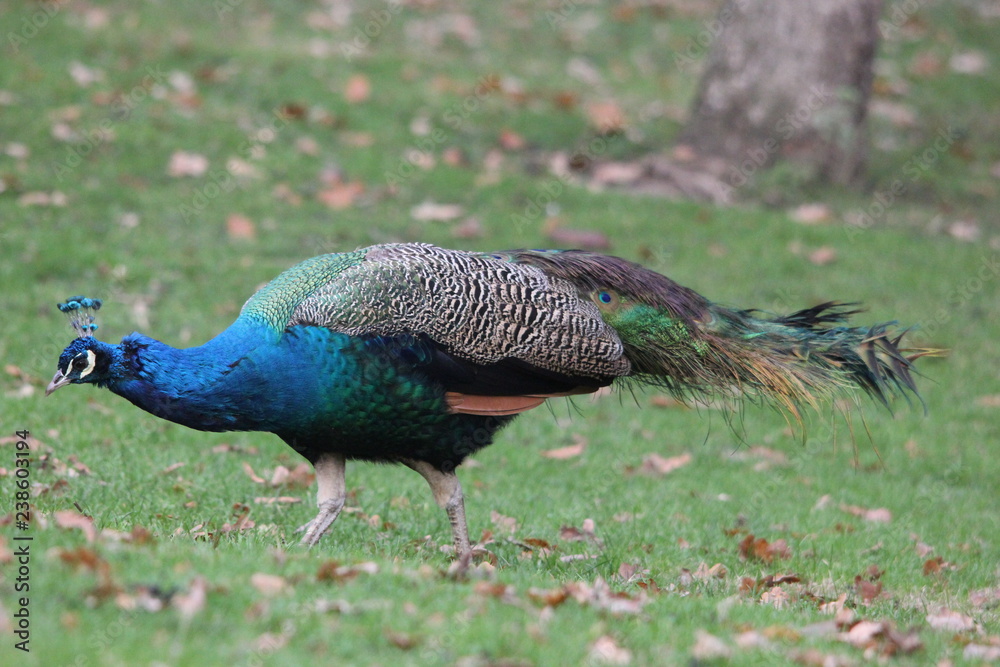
[{"x1": 57, "y1": 295, "x2": 103, "y2": 339}]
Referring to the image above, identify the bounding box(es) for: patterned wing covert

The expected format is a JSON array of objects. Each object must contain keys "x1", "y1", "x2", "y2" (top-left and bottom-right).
[{"x1": 289, "y1": 243, "x2": 630, "y2": 380}]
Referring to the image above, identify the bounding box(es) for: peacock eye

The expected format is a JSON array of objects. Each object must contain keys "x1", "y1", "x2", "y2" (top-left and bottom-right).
[{"x1": 72, "y1": 356, "x2": 88, "y2": 369}]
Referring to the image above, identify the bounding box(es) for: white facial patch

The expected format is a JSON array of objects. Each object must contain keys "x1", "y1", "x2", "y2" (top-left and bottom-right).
[{"x1": 75, "y1": 350, "x2": 97, "y2": 379}]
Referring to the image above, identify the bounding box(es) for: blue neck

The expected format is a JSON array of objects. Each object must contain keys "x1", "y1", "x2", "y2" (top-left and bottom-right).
[{"x1": 109, "y1": 318, "x2": 304, "y2": 433}]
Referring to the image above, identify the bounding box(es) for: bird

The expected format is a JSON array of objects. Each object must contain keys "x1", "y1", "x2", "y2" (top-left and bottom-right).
[{"x1": 47, "y1": 242, "x2": 930, "y2": 556}]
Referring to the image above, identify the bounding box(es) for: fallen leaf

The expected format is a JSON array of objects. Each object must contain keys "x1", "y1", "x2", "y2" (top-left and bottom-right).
[
  {"x1": 950, "y1": 51, "x2": 988, "y2": 74},
  {"x1": 789, "y1": 203, "x2": 833, "y2": 224},
  {"x1": 544, "y1": 227, "x2": 611, "y2": 250},
  {"x1": 54, "y1": 510, "x2": 97, "y2": 543},
  {"x1": 738, "y1": 534, "x2": 791, "y2": 563},
  {"x1": 854, "y1": 578, "x2": 884, "y2": 605},
  {"x1": 841, "y1": 504, "x2": 892, "y2": 523},
  {"x1": 250, "y1": 573, "x2": 288, "y2": 597},
  {"x1": 527, "y1": 587, "x2": 570, "y2": 607},
  {"x1": 691, "y1": 630, "x2": 731, "y2": 660},
  {"x1": 254, "y1": 496, "x2": 301, "y2": 505},
  {"x1": 410, "y1": 201, "x2": 464, "y2": 222},
  {"x1": 160, "y1": 462, "x2": 186, "y2": 475},
  {"x1": 242, "y1": 462, "x2": 265, "y2": 484},
  {"x1": 344, "y1": 74, "x2": 371, "y2": 103},
  {"x1": 926, "y1": 608, "x2": 975, "y2": 633},
  {"x1": 964, "y1": 644, "x2": 1000, "y2": 661},
  {"x1": 586, "y1": 101, "x2": 626, "y2": 134},
  {"x1": 498, "y1": 129, "x2": 525, "y2": 151},
  {"x1": 490, "y1": 510, "x2": 518, "y2": 535},
  {"x1": 692, "y1": 562, "x2": 728, "y2": 580},
  {"x1": 969, "y1": 587, "x2": 1000, "y2": 609},
  {"x1": 541, "y1": 438, "x2": 586, "y2": 460},
  {"x1": 632, "y1": 452, "x2": 692, "y2": 476},
  {"x1": 808, "y1": 246, "x2": 837, "y2": 266},
  {"x1": 173, "y1": 577, "x2": 207, "y2": 621},
  {"x1": 167, "y1": 151, "x2": 209, "y2": 177},
  {"x1": 589, "y1": 635, "x2": 632, "y2": 665},
  {"x1": 18, "y1": 191, "x2": 67, "y2": 207},
  {"x1": 976, "y1": 394, "x2": 1000, "y2": 407},
  {"x1": 317, "y1": 180, "x2": 364, "y2": 209},
  {"x1": 384, "y1": 629, "x2": 420, "y2": 650}
]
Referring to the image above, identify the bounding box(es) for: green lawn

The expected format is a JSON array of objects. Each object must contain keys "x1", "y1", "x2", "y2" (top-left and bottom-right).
[{"x1": 1, "y1": 1, "x2": 998, "y2": 665}]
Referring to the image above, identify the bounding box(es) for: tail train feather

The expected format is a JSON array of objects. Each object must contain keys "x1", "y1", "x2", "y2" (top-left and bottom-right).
[{"x1": 509, "y1": 250, "x2": 935, "y2": 415}]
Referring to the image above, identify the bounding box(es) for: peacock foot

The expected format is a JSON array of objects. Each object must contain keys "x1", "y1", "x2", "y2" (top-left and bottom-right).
[{"x1": 297, "y1": 497, "x2": 344, "y2": 547}]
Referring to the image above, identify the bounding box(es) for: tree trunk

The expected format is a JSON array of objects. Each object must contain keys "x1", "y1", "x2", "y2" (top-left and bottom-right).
[{"x1": 676, "y1": 0, "x2": 882, "y2": 191}]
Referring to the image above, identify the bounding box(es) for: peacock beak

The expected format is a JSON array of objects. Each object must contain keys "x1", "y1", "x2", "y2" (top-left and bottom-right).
[{"x1": 45, "y1": 369, "x2": 71, "y2": 396}]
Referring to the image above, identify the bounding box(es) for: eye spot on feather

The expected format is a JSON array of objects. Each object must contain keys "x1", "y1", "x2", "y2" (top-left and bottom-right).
[{"x1": 592, "y1": 289, "x2": 621, "y2": 310}]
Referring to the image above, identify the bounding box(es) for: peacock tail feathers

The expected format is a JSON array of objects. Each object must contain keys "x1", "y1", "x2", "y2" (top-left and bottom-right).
[{"x1": 499, "y1": 249, "x2": 927, "y2": 415}]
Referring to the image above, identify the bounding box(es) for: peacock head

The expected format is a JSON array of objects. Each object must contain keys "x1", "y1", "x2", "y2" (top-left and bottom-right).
[{"x1": 46, "y1": 296, "x2": 119, "y2": 395}]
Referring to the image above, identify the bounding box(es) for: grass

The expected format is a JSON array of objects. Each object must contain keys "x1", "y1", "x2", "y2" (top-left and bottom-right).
[{"x1": 1, "y1": 1, "x2": 998, "y2": 665}]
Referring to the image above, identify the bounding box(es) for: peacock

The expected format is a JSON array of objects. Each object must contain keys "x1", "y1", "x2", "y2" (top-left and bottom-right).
[{"x1": 47, "y1": 243, "x2": 929, "y2": 556}]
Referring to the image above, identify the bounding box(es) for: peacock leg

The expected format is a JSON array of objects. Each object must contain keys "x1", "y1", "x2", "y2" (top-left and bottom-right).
[
  {"x1": 402, "y1": 459, "x2": 471, "y2": 556},
  {"x1": 297, "y1": 452, "x2": 347, "y2": 547}
]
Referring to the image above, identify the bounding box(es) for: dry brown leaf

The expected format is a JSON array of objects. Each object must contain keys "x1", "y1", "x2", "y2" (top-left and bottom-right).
[
  {"x1": 692, "y1": 562, "x2": 728, "y2": 580},
  {"x1": 450, "y1": 216, "x2": 483, "y2": 239},
  {"x1": 527, "y1": 586, "x2": 570, "y2": 607},
  {"x1": 316, "y1": 560, "x2": 379, "y2": 582},
  {"x1": 589, "y1": 635, "x2": 632, "y2": 665},
  {"x1": 738, "y1": 534, "x2": 791, "y2": 563},
  {"x1": 691, "y1": 630, "x2": 732, "y2": 660},
  {"x1": 964, "y1": 644, "x2": 1000, "y2": 661},
  {"x1": 789, "y1": 202, "x2": 833, "y2": 225},
  {"x1": 841, "y1": 504, "x2": 892, "y2": 523},
  {"x1": 344, "y1": 74, "x2": 371, "y2": 103},
  {"x1": 586, "y1": 101, "x2": 626, "y2": 134},
  {"x1": 173, "y1": 577, "x2": 207, "y2": 621},
  {"x1": 54, "y1": 510, "x2": 97, "y2": 543},
  {"x1": 253, "y1": 496, "x2": 301, "y2": 505},
  {"x1": 226, "y1": 214, "x2": 256, "y2": 240},
  {"x1": 18, "y1": 191, "x2": 67, "y2": 207},
  {"x1": 167, "y1": 151, "x2": 209, "y2": 177},
  {"x1": 541, "y1": 438, "x2": 586, "y2": 460},
  {"x1": 969, "y1": 587, "x2": 1000, "y2": 609},
  {"x1": 242, "y1": 462, "x2": 265, "y2": 484},
  {"x1": 317, "y1": 181, "x2": 364, "y2": 209},
  {"x1": 410, "y1": 201, "x2": 464, "y2": 222},
  {"x1": 489, "y1": 510, "x2": 518, "y2": 535},
  {"x1": 633, "y1": 452, "x2": 692, "y2": 477},
  {"x1": 926, "y1": 608, "x2": 975, "y2": 633},
  {"x1": 854, "y1": 578, "x2": 884, "y2": 605},
  {"x1": 250, "y1": 573, "x2": 288, "y2": 597},
  {"x1": 976, "y1": 394, "x2": 1000, "y2": 407},
  {"x1": 808, "y1": 246, "x2": 837, "y2": 266},
  {"x1": 384, "y1": 629, "x2": 420, "y2": 650},
  {"x1": 160, "y1": 462, "x2": 185, "y2": 475},
  {"x1": 544, "y1": 227, "x2": 611, "y2": 251},
  {"x1": 498, "y1": 129, "x2": 525, "y2": 151}
]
